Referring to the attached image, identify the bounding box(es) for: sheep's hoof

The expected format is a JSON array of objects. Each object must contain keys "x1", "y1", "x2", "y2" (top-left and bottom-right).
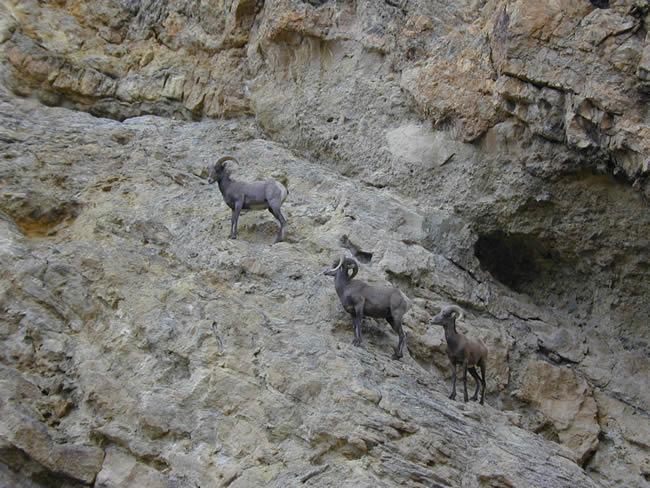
[
  {"x1": 229, "y1": 235, "x2": 237, "y2": 240},
  {"x1": 352, "y1": 339, "x2": 361, "y2": 347},
  {"x1": 449, "y1": 393, "x2": 456, "y2": 400},
  {"x1": 391, "y1": 352, "x2": 402, "y2": 360}
]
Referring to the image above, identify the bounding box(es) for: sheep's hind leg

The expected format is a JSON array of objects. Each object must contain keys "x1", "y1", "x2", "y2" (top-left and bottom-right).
[
  {"x1": 268, "y1": 205, "x2": 286, "y2": 242},
  {"x1": 462, "y1": 360, "x2": 469, "y2": 402},
  {"x1": 468, "y1": 367, "x2": 481, "y2": 401},
  {"x1": 478, "y1": 360, "x2": 486, "y2": 405},
  {"x1": 387, "y1": 316, "x2": 406, "y2": 360}
]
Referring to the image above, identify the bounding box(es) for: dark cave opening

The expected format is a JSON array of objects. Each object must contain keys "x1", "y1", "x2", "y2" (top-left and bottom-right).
[
  {"x1": 589, "y1": 0, "x2": 609, "y2": 8},
  {"x1": 474, "y1": 231, "x2": 557, "y2": 293}
]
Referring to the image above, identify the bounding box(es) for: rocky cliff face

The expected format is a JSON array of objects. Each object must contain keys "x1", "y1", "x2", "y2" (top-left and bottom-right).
[{"x1": 0, "y1": 1, "x2": 648, "y2": 487}]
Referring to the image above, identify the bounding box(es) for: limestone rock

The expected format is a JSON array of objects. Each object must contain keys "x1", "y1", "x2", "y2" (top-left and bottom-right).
[
  {"x1": 0, "y1": 92, "x2": 610, "y2": 488},
  {"x1": 516, "y1": 360, "x2": 600, "y2": 465},
  {"x1": 0, "y1": 1, "x2": 649, "y2": 487}
]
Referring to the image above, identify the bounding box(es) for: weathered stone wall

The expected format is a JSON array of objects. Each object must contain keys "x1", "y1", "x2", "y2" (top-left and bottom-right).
[{"x1": 0, "y1": 1, "x2": 648, "y2": 487}]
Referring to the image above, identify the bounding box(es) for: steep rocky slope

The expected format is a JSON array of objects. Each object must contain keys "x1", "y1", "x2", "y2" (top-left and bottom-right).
[{"x1": 1, "y1": 1, "x2": 649, "y2": 487}]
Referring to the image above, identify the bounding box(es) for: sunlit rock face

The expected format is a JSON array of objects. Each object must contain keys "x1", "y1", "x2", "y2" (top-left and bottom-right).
[{"x1": 0, "y1": 1, "x2": 648, "y2": 487}]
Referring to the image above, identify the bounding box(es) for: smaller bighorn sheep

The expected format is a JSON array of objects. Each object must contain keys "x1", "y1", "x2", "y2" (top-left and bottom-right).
[
  {"x1": 324, "y1": 256, "x2": 409, "y2": 359},
  {"x1": 430, "y1": 305, "x2": 487, "y2": 405},
  {"x1": 208, "y1": 155, "x2": 288, "y2": 242}
]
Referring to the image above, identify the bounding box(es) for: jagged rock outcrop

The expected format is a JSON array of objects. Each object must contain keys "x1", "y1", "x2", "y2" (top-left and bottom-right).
[{"x1": 0, "y1": 1, "x2": 648, "y2": 487}]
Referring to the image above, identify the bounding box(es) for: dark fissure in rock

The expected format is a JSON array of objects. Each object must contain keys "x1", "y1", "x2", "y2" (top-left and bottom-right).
[{"x1": 340, "y1": 235, "x2": 373, "y2": 264}]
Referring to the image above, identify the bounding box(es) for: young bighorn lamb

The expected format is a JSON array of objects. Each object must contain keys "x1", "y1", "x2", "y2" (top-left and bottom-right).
[
  {"x1": 430, "y1": 305, "x2": 487, "y2": 405},
  {"x1": 324, "y1": 256, "x2": 409, "y2": 359},
  {"x1": 208, "y1": 155, "x2": 288, "y2": 242}
]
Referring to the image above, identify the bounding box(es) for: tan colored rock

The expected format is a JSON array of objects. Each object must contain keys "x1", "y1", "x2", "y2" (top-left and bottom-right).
[
  {"x1": 637, "y1": 32, "x2": 650, "y2": 82},
  {"x1": 516, "y1": 360, "x2": 600, "y2": 465},
  {"x1": 402, "y1": 56, "x2": 501, "y2": 142},
  {"x1": 1, "y1": 400, "x2": 104, "y2": 484},
  {"x1": 3, "y1": 0, "x2": 646, "y2": 184},
  {"x1": 0, "y1": 1, "x2": 649, "y2": 487},
  {"x1": 0, "y1": 93, "x2": 613, "y2": 488},
  {"x1": 0, "y1": 3, "x2": 16, "y2": 43},
  {"x1": 587, "y1": 390, "x2": 650, "y2": 486},
  {"x1": 96, "y1": 446, "x2": 169, "y2": 488},
  {"x1": 505, "y1": 0, "x2": 592, "y2": 42}
]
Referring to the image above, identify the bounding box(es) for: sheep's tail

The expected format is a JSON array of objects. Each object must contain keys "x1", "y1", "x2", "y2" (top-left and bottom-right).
[
  {"x1": 271, "y1": 170, "x2": 289, "y2": 192},
  {"x1": 277, "y1": 175, "x2": 289, "y2": 191}
]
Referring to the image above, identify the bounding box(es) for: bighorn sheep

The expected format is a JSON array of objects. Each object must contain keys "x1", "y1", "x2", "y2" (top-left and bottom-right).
[
  {"x1": 323, "y1": 256, "x2": 409, "y2": 359},
  {"x1": 429, "y1": 305, "x2": 487, "y2": 405},
  {"x1": 208, "y1": 155, "x2": 288, "y2": 242}
]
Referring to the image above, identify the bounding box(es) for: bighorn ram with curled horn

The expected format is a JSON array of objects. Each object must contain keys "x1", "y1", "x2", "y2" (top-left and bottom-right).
[
  {"x1": 430, "y1": 305, "x2": 487, "y2": 405},
  {"x1": 208, "y1": 155, "x2": 288, "y2": 242},
  {"x1": 324, "y1": 256, "x2": 409, "y2": 359}
]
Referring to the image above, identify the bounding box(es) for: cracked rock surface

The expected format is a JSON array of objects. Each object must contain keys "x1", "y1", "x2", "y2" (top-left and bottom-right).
[{"x1": 1, "y1": 1, "x2": 649, "y2": 487}]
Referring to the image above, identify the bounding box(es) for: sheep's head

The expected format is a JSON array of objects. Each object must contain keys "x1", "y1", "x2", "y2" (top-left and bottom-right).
[
  {"x1": 323, "y1": 256, "x2": 359, "y2": 278},
  {"x1": 429, "y1": 305, "x2": 463, "y2": 328},
  {"x1": 207, "y1": 163, "x2": 224, "y2": 184},
  {"x1": 208, "y1": 155, "x2": 239, "y2": 184}
]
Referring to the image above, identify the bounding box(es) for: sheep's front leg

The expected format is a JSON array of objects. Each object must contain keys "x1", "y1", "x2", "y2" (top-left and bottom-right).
[
  {"x1": 462, "y1": 359, "x2": 469, "y2": 402},
  {"x1": 230, "y1": 201, "x2": 243, "y2": 239},
  {"x1": 449, "y1": 362, "x2": 457, "y2": 400},
  {"x1": 352, "y1": 300, "x2": 364, "y2": 347}
]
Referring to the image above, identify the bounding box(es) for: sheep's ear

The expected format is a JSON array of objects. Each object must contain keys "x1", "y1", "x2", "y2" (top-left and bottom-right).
[{"x1": 348, "y1": 260, "x2": 359, "y2": 279}]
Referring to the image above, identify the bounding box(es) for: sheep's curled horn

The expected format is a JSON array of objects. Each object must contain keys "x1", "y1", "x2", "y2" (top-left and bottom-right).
[
  {"x1": 446, "y1": 305, "x2": 463, "y2": 321},
  {"x1": 215, "y1": 155, "x2": 239, "y2": 167},
  {"x1": 332, "y1": 255, "x2": 359, "y2": 279},
  {"x1": 331, "y1": 256, "x2": 344, "y2": 271}
]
